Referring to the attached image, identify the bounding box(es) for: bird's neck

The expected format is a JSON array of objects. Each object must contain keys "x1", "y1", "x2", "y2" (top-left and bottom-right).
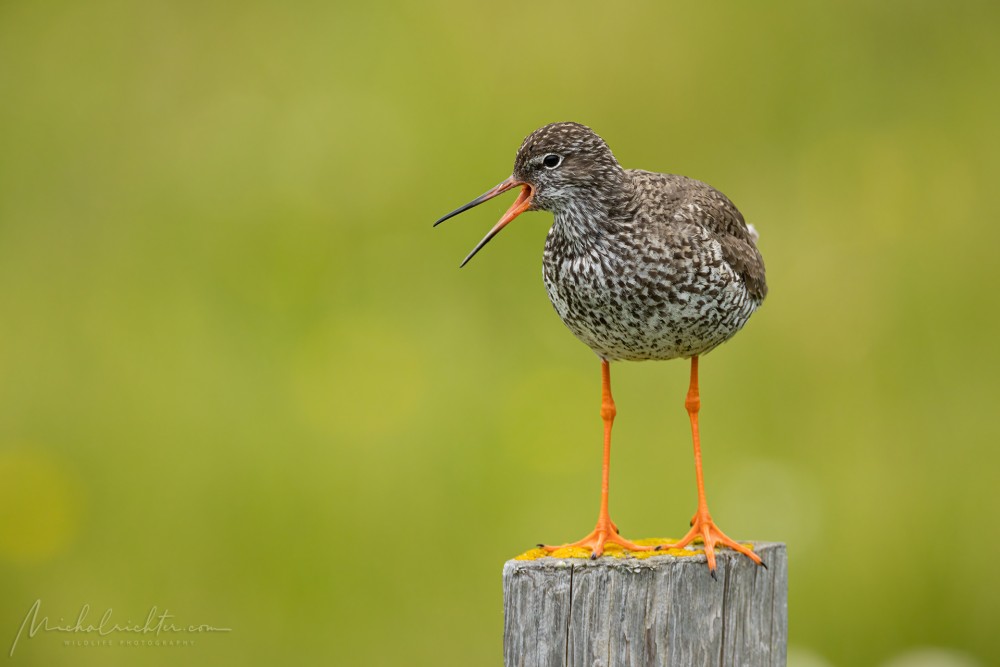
[{"x1": 548, "y1": 181, "x2": 637, "y2": 255}]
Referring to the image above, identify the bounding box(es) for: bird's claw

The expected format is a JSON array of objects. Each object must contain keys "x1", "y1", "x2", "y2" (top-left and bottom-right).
[
  {"x1": 658, "y1": 508, "x2": 762, "y2": 573},
  {"x1": 538, "y1": 516, "x2": 654, "y2": 559}
]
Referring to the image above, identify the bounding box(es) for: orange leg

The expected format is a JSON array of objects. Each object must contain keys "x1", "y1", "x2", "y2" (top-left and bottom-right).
[
  {"x1": 541, "y1": 359, "x2": 654, "y2": 558},
  {"x1": 657, "y1": 356, "x2": 764, "y2": 576}
]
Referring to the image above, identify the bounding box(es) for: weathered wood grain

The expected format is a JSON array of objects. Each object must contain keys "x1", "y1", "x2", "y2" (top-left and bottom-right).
[{"x1": 503, "y1": 542, "x2": 787, "y2": 667}]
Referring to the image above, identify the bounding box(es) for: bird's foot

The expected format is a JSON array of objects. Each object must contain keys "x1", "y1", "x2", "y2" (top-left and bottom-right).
[
  {"x1": 540, "y1": 516, "x2": 654, "y2": 559},
  {"x1": 657, "y1": 508, "x2": 762, "y2": 577}
]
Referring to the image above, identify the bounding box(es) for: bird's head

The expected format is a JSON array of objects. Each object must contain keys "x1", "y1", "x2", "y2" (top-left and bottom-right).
[
  {"x1": 512, "y1": 122, "x2": 622, "y2": 211},
  {"x1": 434, "y1": 122, "x2": 623, "y2": 267}
]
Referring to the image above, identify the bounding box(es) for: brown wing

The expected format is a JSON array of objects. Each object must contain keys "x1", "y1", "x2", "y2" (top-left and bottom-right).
[{"x1": 629, "y1": 170, "x2": 767, "y2": 302}]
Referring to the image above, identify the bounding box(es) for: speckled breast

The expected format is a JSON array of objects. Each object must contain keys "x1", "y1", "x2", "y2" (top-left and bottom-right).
[{"x1": 541, "y1": 227, "x2": 759, "y2": 362}]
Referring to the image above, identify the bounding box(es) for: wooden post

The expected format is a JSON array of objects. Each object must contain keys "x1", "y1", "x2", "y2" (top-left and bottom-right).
[{"x1": 503, "y1": 542, "x2": 787, "y2": 667}]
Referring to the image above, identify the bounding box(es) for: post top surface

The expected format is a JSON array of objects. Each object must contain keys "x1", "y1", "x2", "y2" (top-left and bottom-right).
[{"x1": 504, "y1": 541, "x2": 786, "y2": 572}]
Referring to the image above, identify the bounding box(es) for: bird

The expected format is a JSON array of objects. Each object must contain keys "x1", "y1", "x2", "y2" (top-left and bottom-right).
[{"x1": 434, "y1": 122, "x2": 767, "y2": 576}]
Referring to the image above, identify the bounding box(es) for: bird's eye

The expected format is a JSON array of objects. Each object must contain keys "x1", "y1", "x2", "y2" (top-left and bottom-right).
[{"x1": 542, "y1": 154, "x2": 563, "y2": 169}]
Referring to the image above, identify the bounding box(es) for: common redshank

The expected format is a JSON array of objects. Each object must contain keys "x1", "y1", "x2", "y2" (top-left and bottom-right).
[{"x1": 434, "y1": 122, "x2": 767, "y2": 575}]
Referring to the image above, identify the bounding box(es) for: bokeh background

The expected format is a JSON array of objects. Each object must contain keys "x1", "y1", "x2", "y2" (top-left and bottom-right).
[{"x1": 1, "y1": 1, "x2": 998, "y2": 665}]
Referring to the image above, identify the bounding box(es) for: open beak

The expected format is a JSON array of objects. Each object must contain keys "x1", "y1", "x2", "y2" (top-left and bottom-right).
[{"x1": 434, "y1": 177, "x2": 534, "y2": 267}]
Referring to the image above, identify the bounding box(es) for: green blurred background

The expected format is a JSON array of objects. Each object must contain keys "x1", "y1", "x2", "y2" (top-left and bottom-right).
[{"x1": 1, "y1": 1, "x2": 998, "y2": 665}]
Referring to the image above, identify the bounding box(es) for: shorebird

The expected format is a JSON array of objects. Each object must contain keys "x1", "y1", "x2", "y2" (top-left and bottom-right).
[{"x1": 434, "y1": 122, "x2": 767, "y2": 575}]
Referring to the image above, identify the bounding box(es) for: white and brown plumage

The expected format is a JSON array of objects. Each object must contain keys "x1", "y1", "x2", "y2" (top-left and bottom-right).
[{"x1": 435, "y1": 122, "x2": 767, "y2": 576}]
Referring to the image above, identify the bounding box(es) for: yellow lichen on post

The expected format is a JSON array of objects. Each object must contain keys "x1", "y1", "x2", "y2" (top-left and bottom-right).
[{"x1": 512, "y1": 538, "x2": 755, "y2": 561}]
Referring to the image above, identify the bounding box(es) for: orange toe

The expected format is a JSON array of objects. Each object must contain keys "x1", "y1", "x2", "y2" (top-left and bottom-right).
[
  {"x1": 659, "y1": 509, "x2": 761, "y2": 574},
  {"x1": 541, "y1": 517, "x2": 655, "y2": 559}
]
